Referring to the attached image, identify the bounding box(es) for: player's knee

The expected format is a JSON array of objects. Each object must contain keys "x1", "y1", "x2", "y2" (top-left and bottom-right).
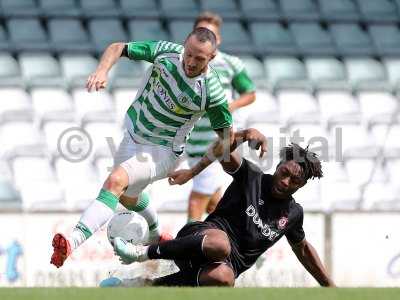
[
  {"x1": 203, "y1": 233, "x2": 231, "y2": 261},
  {"x1": 199, "y1": 264, "x2": 235, "y2": 287},
  {"x1": 104, "y1": 170, "x2": 128, "y2": 193}
]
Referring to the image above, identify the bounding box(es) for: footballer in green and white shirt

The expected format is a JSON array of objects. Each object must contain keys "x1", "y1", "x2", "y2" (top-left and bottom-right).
[
  {"x1": 51, "y1": 28, "x2": 234, "y2": 269},
  {"x1": 186, "y1": 12, "x2": 256, "y2": 222}
]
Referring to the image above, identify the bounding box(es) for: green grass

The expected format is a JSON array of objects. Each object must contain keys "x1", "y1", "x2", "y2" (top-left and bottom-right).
[{"x1": 1, "y1": 288, "x2": 400, "y2": 300}]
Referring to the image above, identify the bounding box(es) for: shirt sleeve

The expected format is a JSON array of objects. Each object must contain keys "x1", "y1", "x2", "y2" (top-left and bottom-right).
[
  {"x1": 226, "y1": 158, "x2": 263, "y2": 182},
  {"x1": 206, "y1": 101, "x2": 232, "y2": 130},
  {"x1": 127, "y1": 40, "x2": 183, "y2": 63},
  {"x1": 232, "y1": 69, "x2": 255, "y2": 94},
  {"x1": 285, "y1": 209, "x2": 306, "y2": 244}
]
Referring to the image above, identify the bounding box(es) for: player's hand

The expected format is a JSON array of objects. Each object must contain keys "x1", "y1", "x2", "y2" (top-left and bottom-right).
[
  {"x1": 168, "y1": 169, "x2": 194, "y2": 185},
  {"x1": 245, "y1": 128, "x2": 268, "y2": 158},
  {"x1": 86, "y1": 70, "x2": 108, "y2": 92}
]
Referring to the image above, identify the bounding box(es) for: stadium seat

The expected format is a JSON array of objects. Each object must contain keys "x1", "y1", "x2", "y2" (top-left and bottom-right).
[
  {"x1": 385, "y1": 158, "x2": 400, "y2": 182},
  {"x1": 94, "y1": 156, "x2": 114, "y2": 184},
  {"x1": 48, "y1": 19, "x2": 94, "y2": 53},
  {"x1": 294, "y1": 179, "x2": 323, "y2": 211},
  {"x1": 0, "y1": 53, "x2": 23, "y2": 87},
  {"x1": 80, "y1": 0, "x2": 119, "y2": 18},
  {"x1": 330, "y1": 124, "x2": 377, "y2": 158},
  {"x1": 361, "y1": 183, "x2": 400, "y2": 210},
  {"x1": 220, "y1": 21, "x2": 253, "y2": 54},
  {"x1": 249, "y1": 22, "x2": 298, "y2": 56},
  {"x1": 0, "y1": 122, "x2": 44, "y2": 157},
  {"x1": 109, "y1": 58, "x2": 150, "y2": 89},
  {"x1": 7, "y1": 18, "x2": 50, "y2": 52},
  {"x1": 358, "y1": 92, "x2": 398, "y2": 125},
  {"x1": 40, "y1": 0, "x2": 81, "y2": 18},
  {"x1": 344, "y1": 58, "x2": 390, "y2": 92},
  {"x1": 169, "y1": 21, "x2": 193, "y2": 44},
  {"x1": 322, "y1": 161, "x2": 349, "y2": 182},
  {"x1": 128, "y1": 20, "x2": 169, "y2": 42},
  {"x1": 160, "y1": 0, "x2": 199, "y2": 19},
  {"x1": 321, "y1": 181, "x2": 361, "y2": 210},
  {"x1": 383, "y1": 58, "x2": 400, "y2": 91},
  {"x1": 55, "y1": 158, "x2": 99, "y2": 210},
  {"x1": 113, "y1": 88, "x2": 139, "y2": 125},
  {"x1": 355, "y1": 0, "x2": 398, "y2": 23},
  {"x1": 0, "y1": 88, "x2": 33, "y2": 122},
  {"x1": 330, "y1": 24, "x2": 375, "y2": 56},
  {"x1": 288, "y1": 124, "x2": 328, "y2": 151},
  {"x1": 199, "y1": 0, "x2": 241, "y2": 19},
  {"x1": 12, "y1": 157, "x2": 56, "y2": 188},
  {"x1": 72, "y1": 88, "x2": 115, "y2": 122},
  {"x1": 19, "y1": 53, "x2": 64, "y2": 88},
  {"x1": 318, "y1": 0, "x2": 360, "y2": 22},
  {"x1": 305, "y1": 57, "x2": 350, "y2": 91},
  {"x1": 0, "y1": 23, "x2": 10, "y2": 51},
  {"x1": 369, "y1": 25, "x2": 400, "y2": 57},
  {"x1": 237, "y1": 56, "x2": 267, "y2": 88},
  {"x1": 277, "y1": 90, "x2": 319, "y2": 123},
  {"x1": 42, "y1": 121, "x2": 79, "y2": 153},
  {"x1": 119, "y1": 0, "x2": 160, "y2": 18},
  {"x1": 60, "y1": 54, "x2": 98, "y2": 88},
  {"x1": 317, "y1": 91, "x2": 361, "y2": 125},
  {"x1": 290, "y1": 22, "x2": 336, "y2": 56},
  {"x1": 88, "y1": 19, "x2": 127, "y2": 54},
  {"x1": 376, "y1": 125, "x2": 400, "y2": 157},
  {"x1": 239, "y1": 0, "x2": 281, "y2": 21},
  {"x1": 263, "y1": 57, "x2": 311, "y2": 92},
  {"x1": 0, "y1": 180, "x2": 21, "y2": 211},
  {"x1": 1, "y1": 0, "x2": 40, "y2": 17},
  {"x1": 31, "y1": 88, "x2": 74, "y2": 122},
  {"x1": 242, "y1": 90, "x2": 279, "y2": 124},
  {"x1": 84, "y1": 122, "x2": 123, "y2": 156},
  {"x1": 280, "y1": 0, "x2": 320, "y2": 21},
  {"x1": 345, "y1": 158, "x2": 387, "y2": 187}
]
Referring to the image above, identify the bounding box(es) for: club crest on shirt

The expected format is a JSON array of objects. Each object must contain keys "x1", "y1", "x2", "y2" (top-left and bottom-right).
[
  {"x1": 177, "y1": 92, "x2": 190, "y2": 105},
  {"x1": 277, "y1": 216, "x2": 288, "y2": 230},
  {"x1": 258, "y1": 198, "x2": 264, "y2": 206}
]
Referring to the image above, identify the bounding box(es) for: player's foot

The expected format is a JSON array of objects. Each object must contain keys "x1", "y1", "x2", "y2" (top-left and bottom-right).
[
  {"x1": 147, "y1": 231, "x2": 173, "y2": 245},
  {"x1": 113, "y1": 237, "x2": 148, "y2": 264},
  {"x1": 99, "y1": 276, "x2": 152, "y2": 287},
  {"x1": 50, "y1": 233, "x2": 71, "y2": 268}
]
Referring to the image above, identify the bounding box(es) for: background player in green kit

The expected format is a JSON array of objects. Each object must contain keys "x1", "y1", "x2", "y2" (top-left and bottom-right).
[
  {"x1": 51, "y1": 27, "x2": 241, "y2": 268},
  {"x1": 186, "y1": 12, "x2": 256, "y2": 222}
]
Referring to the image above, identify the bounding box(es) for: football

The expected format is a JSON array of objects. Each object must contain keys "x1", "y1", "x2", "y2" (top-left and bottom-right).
[{"x1": 107, "y1": 211, "x2": 149, "y2": 246}]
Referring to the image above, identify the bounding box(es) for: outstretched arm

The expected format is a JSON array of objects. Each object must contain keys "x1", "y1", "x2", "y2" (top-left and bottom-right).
[
  {"x1": 168, "y1": 128, "x2": 267, "y2": 185},
  {"x1": 290, "y1": 239, "x2": 336, "y2": 287},
  {"x1": 229, "y1": 91, "x2": 256, "y2": 112},
  {"x1": 86, "y1": 42, "x2": 125, "y2": 92}
]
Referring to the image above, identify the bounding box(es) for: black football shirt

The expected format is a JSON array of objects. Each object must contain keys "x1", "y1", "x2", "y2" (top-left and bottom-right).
[{"x1": 205, "y1": 159, "x2": 305, "y2": 276}]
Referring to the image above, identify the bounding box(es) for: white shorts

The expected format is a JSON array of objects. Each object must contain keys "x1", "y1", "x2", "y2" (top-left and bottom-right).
[
  {"x1": 188, "y1": 157, "x2": 225, "y2": 195},
  {"x1": 113, "y1": 130, "x2": 179, "y2": 197}
]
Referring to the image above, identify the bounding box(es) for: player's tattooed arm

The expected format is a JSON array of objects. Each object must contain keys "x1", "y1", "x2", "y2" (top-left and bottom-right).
[
  {"x1": 290, "y1": 239, "x2": 336, "y2": 287},
  {"x1": 86, "y1": 42, "x2": 126, "y2": 92},
  {"x1": 168, "y1": 128, "x2": 267, "y2": 185}
]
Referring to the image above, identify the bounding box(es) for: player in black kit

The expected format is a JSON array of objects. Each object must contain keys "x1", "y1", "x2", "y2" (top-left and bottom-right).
[{"x1": 112, "y1": 128, "x2": 335, "y2": 287}]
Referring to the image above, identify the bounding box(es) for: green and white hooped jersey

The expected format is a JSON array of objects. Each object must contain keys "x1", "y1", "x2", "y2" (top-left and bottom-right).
[
  {"x1": 124, "y1": 40, "x2": 232, "y2": 154},
  {"x1": 186, "y1": 51, "x2": 255, "y2": 157}
]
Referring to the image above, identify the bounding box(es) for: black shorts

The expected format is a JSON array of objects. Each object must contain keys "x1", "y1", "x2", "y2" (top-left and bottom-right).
[{"x1": 174, "y1": 221, "x2": 236, "y2": 282}]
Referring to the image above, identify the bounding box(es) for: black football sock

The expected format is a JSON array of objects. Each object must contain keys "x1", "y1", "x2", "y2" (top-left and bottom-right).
[
  {"x1": 152, "y1": 271, "x2": 197, "y2": 287},
  {"x1": 147, "y1": 234, "x2": 205, "y2": 260}
]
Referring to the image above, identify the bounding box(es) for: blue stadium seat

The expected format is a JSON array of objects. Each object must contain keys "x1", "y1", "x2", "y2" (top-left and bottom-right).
[
  {"x1": 239, "y1": 0, "x2": 281, "y2": 21},
  {"x1": 48, "y1": 19, "x2": 94, "y2": 54},
  {"x1": 318, "y1": 0, "x2": 360, "y2": 22},
  {"x1": 60, "y1": 54, "x2": 98, "y2": 88},
  {"x1": 0, "y1": 54, "x2": 22, "y2": 87},
  {"x1": 88, "y1": 19, "x2": 127, "y2": 54},
  {"x1": 220, "y1": 21, "x2": 254, "y2": 54},
  {"x1": 169, "y1": 21, "x2": 193, "y2": 44},
  {"x1": 80, "y1": 0, "x2": 119, "y2": 18},
  {"x1": 119, "y1": 0, "x2": 160, "y2": 18},
  {"x1": 129, "y1": 20, "x2": 169, "y2": 42},
  {"x1": 160, "y1": 0, "x2": 199, "y2": 19},
  {"x1": 356, "y1": 0, "x2": 398, "y2": 23},
  {"x1": 0, "y1": 180, "x2": 22, "y2": 211},
  {"x1": 249, "y1": 22, "x2": 297, "y2": 56},
  {"x1": 369, "y1": 25, "x2": 400, "y2": 56},
  {"x1": 1, "y1": 0, "x2": 40, "y2": 17},
  {"x1": 200, "y1": 0, "x2": 241, "y2": 19},
  {"x1": 109, "y1": 59, "x2": 149, "y2": 89},
  {"x1": 7, "y1": 18, "x2": 50, "y2": 52},
  {"x1": 0, "y1": 23, "x2": 10, "y2": 52},
  {"x1": 40, "y1": 0, "x2": 81, "y2": 18},
  {"x1": 237, "y1": 56, "x2": 267, "y2": 88},
  {"x1": 290, "y1": 22, "x2": 336, "y2": 56},
  {"x1": 382, "y1": 58, "x2": 400, "y2": 91},
  {"x1": 280, "y1": 0, "x2": 320, "y2": 21},
  {"x1": 330, "y1": 24, "x2": 375, "y2": 56}
]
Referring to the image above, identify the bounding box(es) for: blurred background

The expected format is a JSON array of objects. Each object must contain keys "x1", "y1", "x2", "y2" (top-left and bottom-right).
[{"x1": 0, "y1": 0, "x2": 400, "y2": 288}]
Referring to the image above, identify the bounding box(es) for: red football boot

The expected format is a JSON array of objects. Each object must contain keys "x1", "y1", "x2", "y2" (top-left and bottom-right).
[{"x1": 50, "y1": 233, "x2": 71, "y2": 268}]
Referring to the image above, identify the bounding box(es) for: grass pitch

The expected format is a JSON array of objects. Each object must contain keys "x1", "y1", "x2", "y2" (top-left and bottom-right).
[{"x1": 1, "y1": 288, "x2": 399, "y2": 300}]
